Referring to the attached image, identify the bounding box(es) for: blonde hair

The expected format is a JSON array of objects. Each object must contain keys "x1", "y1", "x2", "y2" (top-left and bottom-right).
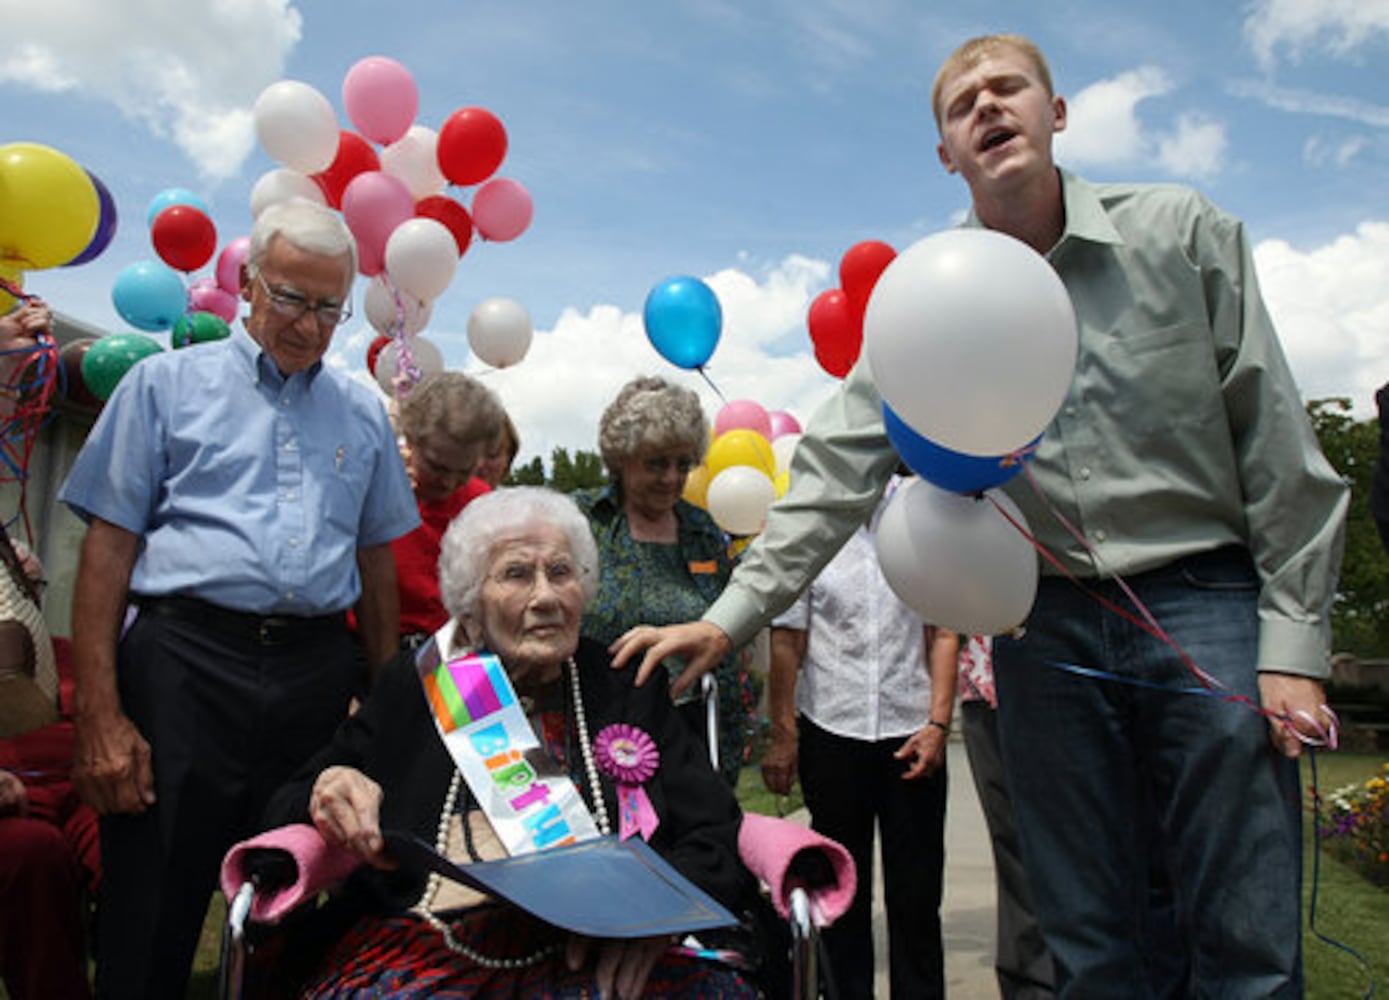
[{"x1": 930, "y1": 34, "x2": 1055, "y2": 131}]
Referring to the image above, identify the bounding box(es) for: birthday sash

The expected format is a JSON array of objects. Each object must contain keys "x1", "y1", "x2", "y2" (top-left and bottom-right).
[{"x1": 416, "y1": 622, "x2": 599, "y2": 857}]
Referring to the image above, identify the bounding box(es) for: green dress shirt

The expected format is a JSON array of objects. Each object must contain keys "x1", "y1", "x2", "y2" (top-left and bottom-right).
[{"x1": 705, "y1": 170, "x2": 1348, "y2": 679}]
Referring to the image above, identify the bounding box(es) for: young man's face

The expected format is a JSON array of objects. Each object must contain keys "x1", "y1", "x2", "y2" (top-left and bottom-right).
[{"x1": 935, "y1": 46, "x2": 1066, "y2": 198}]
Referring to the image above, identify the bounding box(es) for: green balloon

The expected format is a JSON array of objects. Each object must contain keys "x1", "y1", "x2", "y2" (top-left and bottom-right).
[
  {"x1": 80, "y1": 333, "x2": 164, "y2": 401},
  {"x1": 171, "y1": 311, "x2": 231, "y2": 349}
]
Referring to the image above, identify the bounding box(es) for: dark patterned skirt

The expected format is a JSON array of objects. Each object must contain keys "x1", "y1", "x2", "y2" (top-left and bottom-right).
[{"x1": 302, "y1": 904, "x2": 759, "y2": 998}]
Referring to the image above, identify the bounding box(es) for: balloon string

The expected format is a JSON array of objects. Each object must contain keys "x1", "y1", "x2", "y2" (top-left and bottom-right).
[
  {"x1": 984, "y1": 463, "x2": 1333, "y2": 747},
  {"x1": 386, "y1": 279, "x2": 420, "y2": 400},
  {"x1": 695, "y1": 366, "x2": 726, "y2": 405},
  {"x1": 0, "y1": 332, "x2": 62, "y2": 544}
]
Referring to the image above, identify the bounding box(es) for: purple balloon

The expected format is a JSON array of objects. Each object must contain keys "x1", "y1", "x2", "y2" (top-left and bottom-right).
[{"x1": 64, "y1": 170, "x2": 118, "y2": 267}]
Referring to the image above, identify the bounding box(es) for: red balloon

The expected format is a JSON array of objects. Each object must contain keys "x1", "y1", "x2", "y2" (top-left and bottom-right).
[
  {"x1": 366, "y1": 334, "x2": 392, "y2": 376},
  {"x1": 312, "y1": 131, "x2": 381, "y2": 209},
  {"x1": 415, "y1": 194, "x2": 473, "y2": 257},
  {"x1": 151, "y1": 204, "x2": 217, "y2": 273},
  {"x1": 808, "y1": 288, "x2": 861, "y2": 379},
  {"x1": 436, "y1": 107, "x2": 508, "y2": 186},
  {"x1": 839, "y1": 240, "x2": 897, "y2": 315},
  {"x1": 58, "y1": 337, "x2": 103, "y2": 410}
]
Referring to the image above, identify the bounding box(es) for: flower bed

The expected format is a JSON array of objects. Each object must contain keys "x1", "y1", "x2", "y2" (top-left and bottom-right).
[{"x1": 1315, "y1": 763, "x2": 1389, "y2": 887}]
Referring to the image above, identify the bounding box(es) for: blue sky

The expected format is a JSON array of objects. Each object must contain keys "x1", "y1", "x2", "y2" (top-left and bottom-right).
[{"x1": 2, "y1": 0, "x2": 1387, "y2": 466}]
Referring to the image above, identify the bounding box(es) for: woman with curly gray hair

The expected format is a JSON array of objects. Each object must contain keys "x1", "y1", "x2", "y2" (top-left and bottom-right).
[{"x1": 574, "y1": 376, "x2": 752, "y2": 785}]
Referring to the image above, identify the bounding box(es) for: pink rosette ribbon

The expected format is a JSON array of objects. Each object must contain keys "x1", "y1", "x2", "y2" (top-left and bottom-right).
[{"x1": 593, "y1": 724, "x2": 661, "y2": 842}]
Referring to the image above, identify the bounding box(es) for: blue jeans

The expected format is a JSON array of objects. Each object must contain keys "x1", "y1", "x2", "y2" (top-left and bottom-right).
[{"x1": 994, "y1": 546, "x2": 1303, "y2": 999}]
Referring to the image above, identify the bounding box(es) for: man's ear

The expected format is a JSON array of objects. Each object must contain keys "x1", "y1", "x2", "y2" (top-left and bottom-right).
[
  {"x1": 1051, "y1": 95, "x2": 1067, "y2": 135},
  {"x1": 240, "y1": 263, "x2": 253, "y2": 303},
  {"x1": 937, "y1": 141, "x2": 958, "y2": 175}
]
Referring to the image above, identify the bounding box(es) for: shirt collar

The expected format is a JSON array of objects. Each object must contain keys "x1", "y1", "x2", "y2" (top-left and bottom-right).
[
  {"x1": 961, "y1": 168, "x2": 1124, "y2": 253},
  {"x1": 231, "y1": 323, "x2": 325, "y2": 388}
]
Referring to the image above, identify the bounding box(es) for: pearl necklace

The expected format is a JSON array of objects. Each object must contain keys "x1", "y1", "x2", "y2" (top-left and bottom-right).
[{"x1": 413, "y1": 657, "x2": 609, "y2": 967}]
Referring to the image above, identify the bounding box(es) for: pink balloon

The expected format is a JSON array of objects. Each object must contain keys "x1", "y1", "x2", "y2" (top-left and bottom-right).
[
  {"x1": 341, "y1": 171, "x2": 414, "y2": 277},
  {"x1": 768, "y1": 410, "x2": 802, "y2": 440},
  {"x1": 216, "y1": 236, "x2": 250, "y2": 294},
  {"x1": 471, "y1": 177, "x2": 533, "y2": 242},
  {"x1": 189, "y1": 278, "x2": 239, "y2": 322},
  {"x1": 342, "y1": 56, "x2": 419, "y2": 145},
  {"x1": 714, "y1": 399, "x2": 773, "y2": 440}
]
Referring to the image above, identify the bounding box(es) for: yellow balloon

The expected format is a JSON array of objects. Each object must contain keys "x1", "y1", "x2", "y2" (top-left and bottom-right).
[
  {"x1": 0, "y1": 264, "x2": 23, "y2": 314},
  {"x1": 774, "y1": 470, "x2": 790, "y2": 498},
  {"x1": 706, "y1": 428, "x2": 775, "y2": 479},
  {"x1": 730, "y1": 535, "x2": 754, "y2": 558},
  {"x1": 683, "y1": 463, "x2": 711, "y2": 509},
  {"x1": 0, "y1": 143, "x2": 99, "y2": 270}
]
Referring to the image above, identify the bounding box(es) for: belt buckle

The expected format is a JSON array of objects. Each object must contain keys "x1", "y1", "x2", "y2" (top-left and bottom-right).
[{"x1": 258, "y1": 617, "x2": 288, "y2": 645}]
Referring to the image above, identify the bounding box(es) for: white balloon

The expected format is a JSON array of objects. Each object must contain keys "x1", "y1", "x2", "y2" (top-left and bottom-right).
[
  {"x1": 874, "y1": 477, "x2": 1038, "y2": 635},
  {"x1": 771, "y1": 433, "x2": 801, "y2": 477},
  {"x1": 384, "y1": 218, "x2": 458, "y2": 302},
  {"x1": 374, "y1": 334, "x2": 445, "y2": 395},
  {"x1": 864, "y1": 228, "x2": 1077, "y2": 456},
  {"x1": 706, "y1": 466, "x2": 777, "y2": 536},
  {"x1": 253, "y1": 80, "x2": 340, "y2": 174},
  {"x1": 249, "y1": 168, "x2": 325, "y2": 218},
  {"x1": 380, "y1": 125, "x2": 448, "y2": 201},
  {"x1": 364, "y1": 276, "x2": 432, "y2": 337},
  {"x1": 467, "y1": 297, "x2": 533, "y2": 368}
]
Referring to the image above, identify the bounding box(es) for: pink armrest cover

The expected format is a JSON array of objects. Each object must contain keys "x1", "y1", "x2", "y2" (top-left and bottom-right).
[
  {"x1": 737, "y1": 812, "x2": 857, "y2": 926},
  {"x1": 219, "y1": 823, "x2": 361, "y2": 924}
]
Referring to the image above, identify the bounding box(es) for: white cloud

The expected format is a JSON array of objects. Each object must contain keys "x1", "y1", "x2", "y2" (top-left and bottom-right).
[
  {"x1": 326, "y1": 256, "x2": 841, "y2": 470},
  {"x1": 1244, "y1": 0, "x2": 1389, "y2": 71},
  {"x1": 1302, "y1": 133, "x2": 1368, "y2": 168},
  {"x1": 1255, "y1": 221, "x2": 1389, "y2": 416},
  {"x1": 1058, "y1": 68, "x2": 1227, "y2": 179},
  {"x1": 0, "y1": 0, "x2": 301, "y2": 179}
]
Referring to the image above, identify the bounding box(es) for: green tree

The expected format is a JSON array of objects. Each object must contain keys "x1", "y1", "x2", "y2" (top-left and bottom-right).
[
  {"x1": 548, "y1": 447, "x2": 607, "y2": 493},
  {"x1": 1307, "y1": 397, "x2": 1389, "y2": 656},
  {"x1": 507, "y1": 455, "x2": 546, "y2": 486}
]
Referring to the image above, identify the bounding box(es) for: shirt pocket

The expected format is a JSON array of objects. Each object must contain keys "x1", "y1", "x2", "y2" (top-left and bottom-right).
[
  {"x1": 313, "y1": 444, "x2": 372, "y2": 535},
  {"x1": 1106, "y1": 320, "x2": 1222, "y2": 438}
]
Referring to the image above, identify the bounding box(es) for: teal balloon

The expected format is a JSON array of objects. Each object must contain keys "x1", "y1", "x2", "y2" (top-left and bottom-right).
[
  {"x1": 172, "y1": 311, "x2": 231, "y2": 348},
  {"x1": 642, "y1": 275, "x2": 722, "y2": 369},
  {"x1": 112, "y1": 260, "x2": 187, "y2": 331},
  {"x1": 81, "y1": 333, "x2": 164, "y2": 401},
  {"x1": 146, "y1": 187, "x2": 209, "y2": 228}
]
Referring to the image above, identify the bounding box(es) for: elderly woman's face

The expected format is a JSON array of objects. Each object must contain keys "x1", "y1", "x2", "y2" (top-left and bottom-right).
[
  {"x1": 621, "y1": 446, "x2": 697, "y2": 521},
  {"x1": 470, "y1": 523, "x2": 584, "y2": 680}
]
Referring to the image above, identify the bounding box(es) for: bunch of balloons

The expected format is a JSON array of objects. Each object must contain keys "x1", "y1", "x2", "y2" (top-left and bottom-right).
[
  {"x1": 682, "y1": 398, "x2": 802, "y2": 538},
  {"x1": 87, "y1": 188, "x2": 242, "y2": 403},
  {"x1": 250, "y1": 55, "x2": 536, "y2": 395},
  {"x1": 863, "y1": 228, "x2": 1079, "y2": 634},
  {"x1": 807, "y1": 240, "x2": 897, "y2": 378}
]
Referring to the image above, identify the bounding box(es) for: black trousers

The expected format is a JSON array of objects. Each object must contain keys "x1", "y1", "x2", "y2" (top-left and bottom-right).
[
  {"x1": 797, "y1": 717, "x2": 947, "y2": 1000},
  {"x1": 94, "y1": 602, "x2": 355, "y2": 1000}
]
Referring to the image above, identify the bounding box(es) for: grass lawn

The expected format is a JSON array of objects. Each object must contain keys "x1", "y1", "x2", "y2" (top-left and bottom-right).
[{"x1": 168, "y1": 754, "x2": 1389, "y2": 997}]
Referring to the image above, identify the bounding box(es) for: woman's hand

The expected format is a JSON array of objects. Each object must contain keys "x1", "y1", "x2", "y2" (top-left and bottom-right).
[
  {"x1": 309, "y1": 765, "x2": 395, "y2": 869},
  {"x1": 566, "y1": 933, "x2": 671, "y2": 1000}
]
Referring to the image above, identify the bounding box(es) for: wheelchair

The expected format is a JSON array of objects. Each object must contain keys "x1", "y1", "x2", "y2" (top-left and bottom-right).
[{"x1": 219, "y1": 673, "x2": 853, "y2": 999}]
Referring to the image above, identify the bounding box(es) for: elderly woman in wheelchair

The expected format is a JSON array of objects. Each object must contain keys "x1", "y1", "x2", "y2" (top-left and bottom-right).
[{"x1": 225, "y1": 487, "x2": 850, "y2": 998}]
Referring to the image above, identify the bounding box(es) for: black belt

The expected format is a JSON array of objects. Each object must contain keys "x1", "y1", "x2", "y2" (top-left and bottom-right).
[{"x1": 136, "y1": 595, "x2": 347, "y2": 647}]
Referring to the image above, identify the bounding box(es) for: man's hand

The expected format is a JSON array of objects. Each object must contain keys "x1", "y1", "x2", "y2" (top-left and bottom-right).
[
  {"x1": 1259, "y1": 673, "x2": 1335, "y2": 760},
  {"x1": 310, "y1": 765, "x2": 395, "y2": 869},
  {"x1": 0, "y1": 770, "x2": 28, "y2": 817},
  {"x1": 72, "y1": 709, "x2": 155, "y2": 815},
  {"x1": 894, "y1": 724, "x2": 947, "y2": 780},
  {"x1": 609, "y1": 621, "x2": 732, "y2": 698},
  {"x1": 760, "y1": 728, "x2": 799, "y2": 796}
]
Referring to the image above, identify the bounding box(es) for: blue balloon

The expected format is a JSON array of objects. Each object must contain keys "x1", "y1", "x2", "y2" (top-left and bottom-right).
[
  {"x1": 146, "y1": 187, "x2": 210, "y2": 229},
  {"x1": 643, "y1": 275, "x2": 722, "y2": 369},
  {"x1": 883, "y1": 403, "x2": 1037, "y2": 494},
  {"x1": 112, "y1": 260, "x2": 188, "y2": 332}
]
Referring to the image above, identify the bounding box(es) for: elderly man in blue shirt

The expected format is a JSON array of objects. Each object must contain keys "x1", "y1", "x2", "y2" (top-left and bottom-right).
[{"x1": 59, "y1": 197, "x2": 419, "y2": 999}]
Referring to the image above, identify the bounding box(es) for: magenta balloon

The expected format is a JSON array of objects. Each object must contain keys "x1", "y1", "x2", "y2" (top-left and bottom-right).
[
  {"x1": 216, "y1": 236, "x2": 250, "y2": 294},
  {"x1": 342, "y1": 56, "x2": 419, "y2": 145},
  {"x1": 714, "y1": 399, "x2": 772, "y2": 440},
  {"x1": 341, "y1": 171, "x2": 414, "y2": 275},
  {"x1": 768, "y1": 410, "x2": 802, "y2": 440},
  {"x1": 471, "y1": 177, "x2": 533, "y2": 242},
  {"x1": 188, "y1": 278, "x2": 239, "y2": 322}
]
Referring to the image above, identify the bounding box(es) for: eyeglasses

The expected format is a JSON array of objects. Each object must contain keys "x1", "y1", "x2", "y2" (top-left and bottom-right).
[
  {"x1": 254, "y1": 272, "x2": 353, "y2": 327},
  {"x1": 640, "y1": 455, "x2": 697, "y2": 476},
  {"x1": 488, "y1": 559, "x2": 585, "y2": 594}
]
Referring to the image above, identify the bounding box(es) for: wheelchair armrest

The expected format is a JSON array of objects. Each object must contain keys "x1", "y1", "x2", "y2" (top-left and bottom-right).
[
  {"x1": 220, "y1": 823, "x2": 362, "y2": 925},
  {"x1": 737, "y1": 812, "x2": 856, "y2": 926}
]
